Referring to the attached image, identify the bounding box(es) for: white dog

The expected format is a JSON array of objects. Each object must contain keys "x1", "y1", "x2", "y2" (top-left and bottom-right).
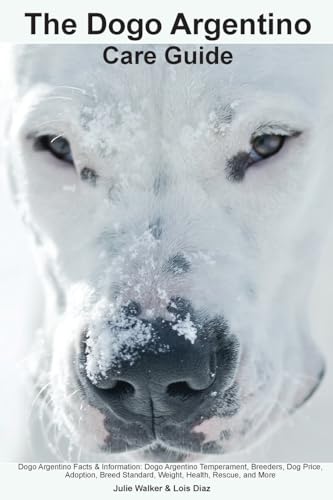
[{"x1": 3, "y1": 44, "x2": 332, "y2": 461}]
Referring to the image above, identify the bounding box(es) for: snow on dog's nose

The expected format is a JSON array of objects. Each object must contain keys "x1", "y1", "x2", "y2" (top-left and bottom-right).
[{"x1": 81, "y1": 297, "x2": 240, "y2": 426}]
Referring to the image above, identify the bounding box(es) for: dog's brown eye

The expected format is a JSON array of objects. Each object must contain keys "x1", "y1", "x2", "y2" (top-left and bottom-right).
[
  {"x1": 36, "y1": 135, "x2": 73, "y2": 164},
  {"x1": 252, "y1": 134, "x2": 285, "y2": 159}
]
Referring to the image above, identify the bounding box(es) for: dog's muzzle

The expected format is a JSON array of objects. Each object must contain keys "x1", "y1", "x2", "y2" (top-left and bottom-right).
[{"x1": 76, "y1": 297, "x2": 240, "y2": 454}]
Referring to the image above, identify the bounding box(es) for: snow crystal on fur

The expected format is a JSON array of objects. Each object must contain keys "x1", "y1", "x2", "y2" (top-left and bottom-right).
[
  {"x1": 81, "y1": 296, "x2": 154, "y2": 384},
  {"x1": 171, "y1": 313, "x2": 197, "y2": 344}
]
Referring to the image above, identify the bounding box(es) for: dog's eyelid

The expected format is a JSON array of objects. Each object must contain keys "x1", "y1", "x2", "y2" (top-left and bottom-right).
[{"x1": 251, "y1": 123, "x2": 302, "y2": 141}]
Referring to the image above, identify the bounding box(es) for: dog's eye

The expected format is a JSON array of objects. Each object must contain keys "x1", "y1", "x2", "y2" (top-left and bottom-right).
[
  {"x1": 36, "y1": 135, "x2": 73, "y2": 164},
  {"x1": 251, "y1": 134, "x2": 285, "y2": 160},
  {"x1": 226, "y1": 127, "x2": 300, "y2": 181}
]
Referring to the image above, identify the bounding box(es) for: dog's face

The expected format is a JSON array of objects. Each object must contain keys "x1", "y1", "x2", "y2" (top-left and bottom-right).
[{"x1": 6, "y1": 45, "x2": 330, "y2": 460}]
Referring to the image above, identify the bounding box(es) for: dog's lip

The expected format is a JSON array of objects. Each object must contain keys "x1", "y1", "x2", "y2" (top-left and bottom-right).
[
  {"x1": 292, "y1": 363, "x2": 326, "y2": 412},
  {"x1": 73, "y1": 346, "x2": 239, "y2": 455},
  {"x1": 81, "y1": 379, "x2": 236, "y2": 452},
  {"x1": 141, "y1": 443, "x2": 196, "y2": 462},
  {"x1": 79, "y1": 374, "x2": 227, "y2": 455},
  {"x1": 101, "y1": 432, "x2": 224, "y2": 457}
]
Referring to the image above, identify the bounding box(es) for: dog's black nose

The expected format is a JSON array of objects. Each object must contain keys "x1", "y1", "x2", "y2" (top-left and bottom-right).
[{"x1": 84, "y1": 300, "x2": 238, "y2": 424}]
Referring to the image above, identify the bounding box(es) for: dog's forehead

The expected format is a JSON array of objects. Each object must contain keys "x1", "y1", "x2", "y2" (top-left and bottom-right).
[{"x1": 13, "y1": 44, "x2": 328, "y2": 106}]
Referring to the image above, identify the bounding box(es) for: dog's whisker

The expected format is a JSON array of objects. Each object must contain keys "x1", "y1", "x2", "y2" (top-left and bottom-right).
[
  {"x1": 65, "y1": 388, "x2": 81, "y2": 401},
  {"x1": 39, "y1": 399, "x2": 70, "y2": 461},
  {"x1": 52, "y1": 85, "x2": 94, "y2": 98},
  {"x1": 50, "y1": 134, "x2": 65, "y2": 143},
  {"x1": 76, "y1": 445, "x2": 83, "y2": 462},
  {"x1": 30, "y1": 382, "x2": 52, "y2": 409},
  {"x1": 32, "y1": 119, "x2": 65, "y2": 130},
  {"x1": 39, "y1": 96, "x2": 74, "y2": 102}
]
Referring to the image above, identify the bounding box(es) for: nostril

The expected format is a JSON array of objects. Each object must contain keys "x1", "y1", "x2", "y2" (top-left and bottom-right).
[
  {"x1": 166, "y1": 381, "x2": 201, "y2": 400},
  {"x1": 96, "y1": 380, "x2": 135, "y2": 397},
  {"x1": 110, "y1": 381, "x2": 135, "y2": 397}
]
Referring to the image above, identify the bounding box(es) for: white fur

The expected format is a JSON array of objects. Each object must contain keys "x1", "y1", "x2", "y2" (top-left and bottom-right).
[{"x1": 2, "y1": 44, "x2": 333, "y2": 461}]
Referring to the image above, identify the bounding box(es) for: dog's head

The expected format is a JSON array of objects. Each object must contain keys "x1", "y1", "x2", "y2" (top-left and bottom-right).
[{"x1": 6, "y1": 45, "x2": 330, "y2": 460}]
